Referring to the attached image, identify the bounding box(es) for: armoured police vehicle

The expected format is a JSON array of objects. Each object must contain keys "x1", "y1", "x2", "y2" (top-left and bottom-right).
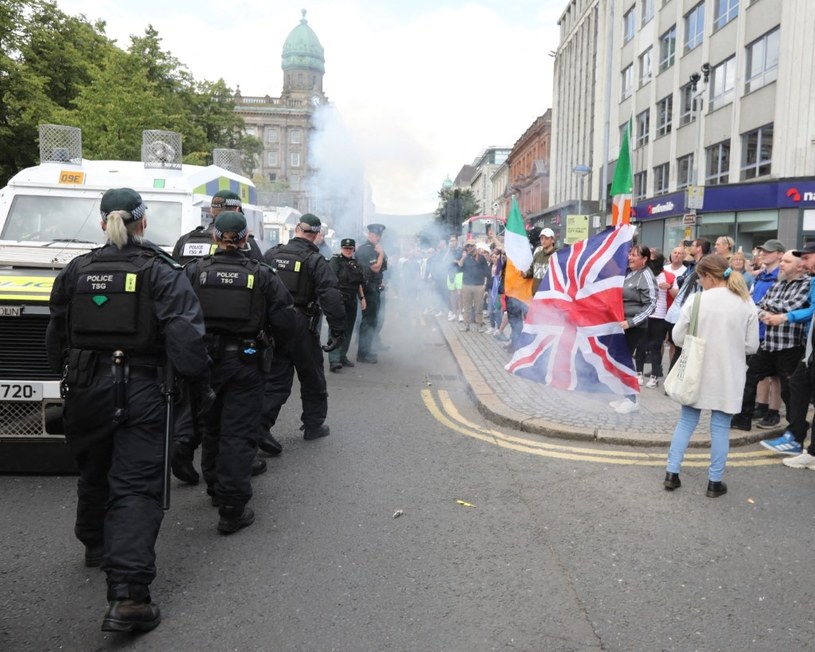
[{"x1": 0, "y1": 125, "x2": 266, "y2": 473}]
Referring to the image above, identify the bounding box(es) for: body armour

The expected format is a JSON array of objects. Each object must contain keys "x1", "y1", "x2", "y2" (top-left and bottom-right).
[
  {"x1": 331, "y1": 254, "x2": 364, "y2": 293},
  {"x1": 266, "y1": 244, "x2": 316, "y2": 306},
  {"x1": 193, "y1": 256, "x2": 266, "y2": 337},
  {"x1": 68, "y1": 248, "x2": 161, "y2": 354},
  {"x1": 176, "y1": 227, "x2": 218, "y2": 265}
]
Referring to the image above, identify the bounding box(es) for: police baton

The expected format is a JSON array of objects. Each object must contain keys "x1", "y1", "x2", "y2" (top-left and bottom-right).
[{"x1": 161, "y1": 361, "x2": 176, "y2": 511}]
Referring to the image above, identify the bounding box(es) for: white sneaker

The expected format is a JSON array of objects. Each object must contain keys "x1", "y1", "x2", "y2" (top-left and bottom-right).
[
  {"x1": 614, "y1": 398, "x2": 640, "y2": 414},
  {"x1": 609, "y1": 398, "x2": 627, "y2": 409},
  {"x1": 637, "y1": 373, "x2": 645, "y2": 386},
  {"x1": 447, "y1": 312, "x2": 456, "y2": 321},
  {"x1": 782, "y1": 452, "x2": 815, "y2": 469},
  {"x1": 646, "y1": 375, "x2": 659, "y2": 389},
  {"x1": 458, "y1": 314, "x2": 464, "y2": 322}
]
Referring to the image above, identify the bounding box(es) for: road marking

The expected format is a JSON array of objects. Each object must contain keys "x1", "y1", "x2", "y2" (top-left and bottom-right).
[{"x1": 421, "y1": 389, "x2": 783, "y2": 467}]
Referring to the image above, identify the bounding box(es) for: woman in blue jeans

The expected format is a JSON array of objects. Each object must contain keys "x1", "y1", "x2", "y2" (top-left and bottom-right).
[{"x1": 664, "y1": 254, "x2": 759, "y2": 497}]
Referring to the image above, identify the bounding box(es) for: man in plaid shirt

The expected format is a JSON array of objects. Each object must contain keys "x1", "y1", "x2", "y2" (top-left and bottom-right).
[{"x1": 732, "y1": 251, "x2": 811, "y2": 431}]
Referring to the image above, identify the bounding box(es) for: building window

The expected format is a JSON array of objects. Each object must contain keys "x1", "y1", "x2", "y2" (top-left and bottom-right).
[
  {"x1": 268, "y1": 173, "x2": 277, "y2": 182},
  {"x1": 636, "y1": 109, "x2": 650, "y2": 148},
  {"x1": 634, "y1": 171, "x2": 648, "y2": 202},
  {"x1": 677, "y1": 154, "x2": 694, "y2": 189},
  {"x1": 713, "y1": 0, "x2": 739, "y2": 31},
  {"x1": 639, "y1": 48, "x2": 653, "y2": 87},
  {"x1": 289, "y1": 129, "x2": 302, "y2": 144},
  {"x1": 710, "y1": 56, "x2": 736, "y2": 110},
  {"x1": 621, "y1": 64, "x2": 634, "y2": 99},
  {"x1": 641, "y1": 0, "x2": 654, "y2": 26},
  {"x1": 684, "y1": 2, "x2": 704, "y2": 52},
  {"x1": 290, "y1": 152, "x2": 301, "y2": 167},
  {"x1": 656, "y1": 95, "x2": 673, "y2": 137},
  {"x1": 679, "y1": 83, "x2": 697, "y2": 126},
  {"x1": 245, "y1": 126, "x2": 256, "y2": 137},
  {"x1": 741, "y1": 124, "x2": 773, "y2": 180},
  {"x1": 266, "y1": 151, "x2": 278, "y2": 166},
  {"x1": 659, "y1": 26, "x2": 676, "y2": 72},
  {"x1": 706, "y1": 141, "x2": 731, "y2": 185},
  {"x1": 745, "y1": 28, "x2": 779, "y2": 93},
  {"x1": 623, "y1": 6, "x2": 635, "y2": 43},
  {"x1": 266, "y1": 128, "x2": 278, "y2": 143},
  {"x1": 654, "y1": 163, "x2": 670, "y2": 196}
]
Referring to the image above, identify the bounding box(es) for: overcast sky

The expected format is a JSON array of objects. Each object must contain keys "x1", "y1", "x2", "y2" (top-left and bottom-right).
[{"x1": 56, "y1": 0, "x2": 564, "y2": 215}]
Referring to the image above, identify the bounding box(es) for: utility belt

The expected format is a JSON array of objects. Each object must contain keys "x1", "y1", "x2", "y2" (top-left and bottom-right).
[
  {"x1": 205, "y1": 333, "x2": 270, "y2": 369},
  {"x1": 62, "y1": 349, "x2": 165, "y2": 424}
]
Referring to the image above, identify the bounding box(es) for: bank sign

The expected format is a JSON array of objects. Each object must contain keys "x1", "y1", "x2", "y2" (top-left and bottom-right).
[{"x1": 633, "y1": 180, "x2": 815, "y2": 220}]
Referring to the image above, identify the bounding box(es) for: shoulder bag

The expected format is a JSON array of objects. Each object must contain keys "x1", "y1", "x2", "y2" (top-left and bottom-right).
[{"x1": 664, "y1": 293, "x2": 705, "y2": 405}]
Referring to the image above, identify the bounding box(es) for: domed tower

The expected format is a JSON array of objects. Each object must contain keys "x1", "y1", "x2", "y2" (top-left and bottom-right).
[{"x1": 281, "y1": 9, "x2": 326, "y2": 103}]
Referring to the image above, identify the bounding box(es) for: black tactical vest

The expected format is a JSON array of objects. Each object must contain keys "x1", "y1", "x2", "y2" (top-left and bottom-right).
[
  {"x1": 193, "y1": 256, "x2": 266, "y2": 337},
  {"x1": 332, "y1": 254, "x2": 364, "y2": 292},
  {"x1": 177, "y1": 227, "x2": 218, "y2": 265},
  {"x1": 266, "y1": 244, "x2": 315, "y2": 306},
  {"x1": 68, "y1": 248, "x2": 161, "y2": 354}
]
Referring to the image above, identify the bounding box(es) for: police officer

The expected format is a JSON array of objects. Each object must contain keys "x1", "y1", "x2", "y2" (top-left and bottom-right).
[
  {"x1": 171, "y1": 190, "x2": 278, "y2": 484},
  {"x1": 263, "y1": 213, "x2": 345, "y2": 439},
  {"x1": 172, "y1": 189, "x2": 263, "y2": 264},
  {"x1": 328, "y1": 238, "x2": 366, "y2": 371},
  {"x1": 45, "y1": 187, "x2": 211, "y2": 633},
  {"x1": 186, "y1": 211, "x2": 296, "y2": 533},
  {"x1": 356, "y1": 223, "x2": 388, "y2": 363}
]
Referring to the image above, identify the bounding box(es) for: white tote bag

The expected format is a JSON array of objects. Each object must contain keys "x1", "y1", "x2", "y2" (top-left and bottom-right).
[{"x1": 664, "y1": 293, "x2": 705, "y2": 405}]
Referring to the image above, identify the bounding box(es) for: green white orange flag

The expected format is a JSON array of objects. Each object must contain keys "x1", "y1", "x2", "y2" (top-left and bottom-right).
[
  {"x1": 611, "y1": 120, "x2": 633, "y2": 227},
  {"x1": 503, "y1": 196, "x2": 533, "y2": 303}
]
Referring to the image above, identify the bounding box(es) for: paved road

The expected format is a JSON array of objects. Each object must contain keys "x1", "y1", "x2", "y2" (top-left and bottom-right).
[{"x1": 1, "y1": 304, "x2": 813, "y2": 651}]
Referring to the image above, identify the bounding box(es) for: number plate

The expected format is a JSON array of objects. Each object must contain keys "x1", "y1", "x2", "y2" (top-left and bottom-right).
[
  {"x1": 0, "y1": 306, "x2": 21, "y2": 317},
  {"x1": 0, "y1": 382, "x2": 43, "y2": 401}
]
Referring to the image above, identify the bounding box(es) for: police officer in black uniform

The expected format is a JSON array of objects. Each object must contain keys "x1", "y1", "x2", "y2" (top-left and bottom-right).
[
  {"x1": 356, "y1": 223, "x2": 388, "y2": 363},
  {"x1": 171, "y1": 190, "x2": 278, "y2": 485},
  {"x1": 263, "y1": 213, "x2": 345, "y2": 439},
  {"x1": 172, "y1": 189, "x2": 263, "y2": 264},
  {"x1": 46, "y1": 187, "x2": 212, "y2": 633},
  {"x1": 186, "y1": 211, "x2": 296, "y2": 533},
  {"x1": 328, "y1": 238, "x2": 366, "y2": 371}
]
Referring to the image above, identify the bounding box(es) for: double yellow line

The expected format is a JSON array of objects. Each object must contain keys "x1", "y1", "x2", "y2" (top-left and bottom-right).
[{"x1": 421, "y1": 389, "x2": 782, "y2": 467}]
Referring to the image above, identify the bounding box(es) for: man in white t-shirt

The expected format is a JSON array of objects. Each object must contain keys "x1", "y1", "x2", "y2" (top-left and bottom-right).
[{"x1": 664, "y1": 245, "x2": 689, "y2": 283}]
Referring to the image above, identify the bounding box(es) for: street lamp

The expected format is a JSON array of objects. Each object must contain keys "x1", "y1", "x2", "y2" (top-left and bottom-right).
[
  {"x1": 688, "y1": 64, "x2": 710, "y2": 186},
  {"x1": 573, "y1": 164, "x2": 591, "y2": 215}
]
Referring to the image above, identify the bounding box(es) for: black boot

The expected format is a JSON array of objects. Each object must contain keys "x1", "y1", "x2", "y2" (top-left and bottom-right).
[
  {"x1": 101, "y1": 583, "x2": 161, "y2": 633},
  {"x1": 663, "y1": 472, "x2": 681, "y2": 490},
  {"x1": 218, "y1": 505, "x2": 255, "y2": 534},
  {"x1": 340, "y1": 357, "x2": 355, "y2": 367},
  {"x1": 706, "y1": 480, "x2": 728, "y2": 498},
  {"x1": 303, "y1": 424, "x2": 330, "y2": 440},
  {"x1": 251, "y1": 455, "x2": 267, "y2": 476},
  {"x1": 258, "y1": 430, "x2": 283, "y2": 456},
  {"x1": 171, "y1": 442, "x2": 199, "y2": 485}
]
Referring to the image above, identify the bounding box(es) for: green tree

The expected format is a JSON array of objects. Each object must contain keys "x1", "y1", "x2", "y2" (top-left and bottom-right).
[{"x1": 436, "y1": 187, "x2": 480, "y2": 234}]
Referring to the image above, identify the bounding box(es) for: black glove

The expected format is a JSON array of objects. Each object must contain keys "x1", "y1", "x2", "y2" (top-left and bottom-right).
[
  {"x1": 189, "y1": 380, "x2": 216, "y2": 416},
  {"x1": 322, "y1": 330, "x2": 345, "y2": 353}
]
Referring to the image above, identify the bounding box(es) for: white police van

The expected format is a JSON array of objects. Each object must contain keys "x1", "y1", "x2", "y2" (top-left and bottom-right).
[{"x1": 0, "y1": 125, "x2": 266, "y2": 472}]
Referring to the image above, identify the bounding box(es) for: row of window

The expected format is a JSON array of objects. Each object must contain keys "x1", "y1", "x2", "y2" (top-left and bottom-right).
[
  {"x1": 632, "y1": 123, "x2": 773, "y2": 201},
  {"x1": 623, "y1": 24, "x2": 777, "y2": 103},
  {"x1": 266, "y1": 152, "x2": 302, "y2": 167},
  {"x1": 624, "y1": 0, "x2": 742, "y2": 48},
  {"x1": 245, "y1": 126, "x2": 303, "y2": 145}
]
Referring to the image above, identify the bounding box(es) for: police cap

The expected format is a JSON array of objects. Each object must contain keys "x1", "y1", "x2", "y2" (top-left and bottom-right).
[
  {"x1": 213, "y1": 211, "x2": 248, "y2": 240},
  {"x1": 341, "y1": 238, "x2": 356, "y2": 248},
  {"x1": 100, "y1": 187, "x2": 147, "y2": 223},
  {"x1": 366, "y1": 223, "x2": 386, "y2": 235},
  {"x1": 211, "y1": 190, "x2": 242, "y2": 209},
  {"x1": 299, "y1": 213, "x2": 322, "y2": 233}
]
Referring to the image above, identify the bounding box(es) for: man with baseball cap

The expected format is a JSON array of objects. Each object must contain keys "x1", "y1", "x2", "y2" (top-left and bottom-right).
[
  {"x1": 356, "y1": 224, "x2": 388, "y2": 363},
  {"x1": 757, "y1": 242, "x2": 815, "y2": 460},
  {"x1": 525, "y1": 227, "x2": 558, "y2": 294},
  {"x1": 328, "y1": 238, "x2": 366, "y2": 371}
]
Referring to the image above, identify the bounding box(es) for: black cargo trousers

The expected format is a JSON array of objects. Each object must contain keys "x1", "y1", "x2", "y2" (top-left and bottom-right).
[
  {"x1": 63, "y1": 362, "x2": 165, "y2": 590},
  {"x1": 200, "y1": 351, "x2": 263, "y2": 508}
]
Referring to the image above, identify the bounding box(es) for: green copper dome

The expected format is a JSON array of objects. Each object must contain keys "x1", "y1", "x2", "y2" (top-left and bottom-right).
[{"x1": 282, "y1": 10, "x2": 325, "y2": 74}]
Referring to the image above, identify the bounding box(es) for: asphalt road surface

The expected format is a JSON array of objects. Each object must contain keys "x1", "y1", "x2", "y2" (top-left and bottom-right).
[{"x1": 2, "y1": 301, "x2": 815, "y2": 651}]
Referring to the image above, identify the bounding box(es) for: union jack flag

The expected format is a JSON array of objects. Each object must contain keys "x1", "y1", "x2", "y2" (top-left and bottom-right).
[{"x1": 505, "y1": 225, "x2": 639, "y2": 394}]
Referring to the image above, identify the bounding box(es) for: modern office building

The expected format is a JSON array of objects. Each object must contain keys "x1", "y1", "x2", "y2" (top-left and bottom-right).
[{"x1": 552, "y1": 0, "x2": 815, "y2": 252}]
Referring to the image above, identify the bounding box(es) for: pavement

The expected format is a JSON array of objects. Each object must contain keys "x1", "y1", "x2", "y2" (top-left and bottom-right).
[{"x1": 435, "y1": 314, "x2": 783, "y2": 449}]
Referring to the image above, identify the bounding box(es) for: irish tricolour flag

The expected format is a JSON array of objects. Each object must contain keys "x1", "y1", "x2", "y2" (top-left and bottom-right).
[
  {"x1": 503, "y1": 196, "x2": 533, "y2": 303},
  {"x1": 611, "y1": 120, "x2": 633, "y2": 227}
]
